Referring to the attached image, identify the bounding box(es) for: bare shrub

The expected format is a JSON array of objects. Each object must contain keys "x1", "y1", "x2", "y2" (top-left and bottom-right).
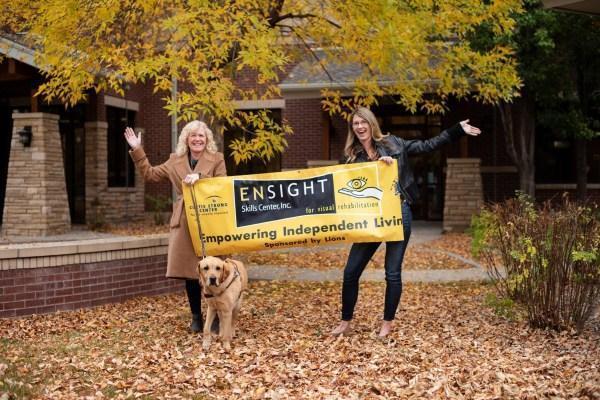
[{"x1": 472, "y1": 193, "x2": 599, "y2": 332}]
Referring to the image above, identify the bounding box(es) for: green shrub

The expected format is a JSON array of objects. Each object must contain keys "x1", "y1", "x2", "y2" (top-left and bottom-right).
[
  {"x1": 484, "y1": 293, "x2": 520, "y2": 321},
  {"x1": 472, "y1": 193, "x2": 600, "y2": 332}
]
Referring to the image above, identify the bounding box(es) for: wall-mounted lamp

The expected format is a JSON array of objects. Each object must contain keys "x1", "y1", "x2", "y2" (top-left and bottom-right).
[{"x1": 17, "y1": 126, "x2": 32, "y2": 147}]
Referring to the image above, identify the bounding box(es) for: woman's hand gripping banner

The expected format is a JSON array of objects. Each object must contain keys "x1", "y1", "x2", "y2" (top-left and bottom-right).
[{"x1": 183, "y1": 161, "x2": 404, "y2": 256}]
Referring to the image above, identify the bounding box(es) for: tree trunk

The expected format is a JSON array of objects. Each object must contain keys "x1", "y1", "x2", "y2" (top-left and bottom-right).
[
  {"x1": 575, "y1": 138, "x2": 587, "y2": 201},
  {"x1": 519, "y1": 164, "x2": 536, "y2": 199},
  {"x1": 497, "y1": 94, "x2": 536, "y2": 199}
]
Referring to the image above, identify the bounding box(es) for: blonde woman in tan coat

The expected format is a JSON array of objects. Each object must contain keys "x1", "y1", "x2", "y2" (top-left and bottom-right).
[{"x1": 124, "y1": 120, "x2": 226, "y2": 333}]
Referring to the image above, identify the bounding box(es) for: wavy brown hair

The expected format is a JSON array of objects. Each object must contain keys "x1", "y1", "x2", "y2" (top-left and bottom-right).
[{"x1": 343, "y1": 107, "x2": 388, "y2": 162}]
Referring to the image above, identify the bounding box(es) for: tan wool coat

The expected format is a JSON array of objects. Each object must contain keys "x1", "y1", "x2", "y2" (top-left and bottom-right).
[{"x1": 130, "y1": 147, "x2": 227, "y2": 279}]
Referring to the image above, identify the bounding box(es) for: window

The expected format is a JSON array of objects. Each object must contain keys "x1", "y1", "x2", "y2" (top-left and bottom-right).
[
  {"x1": 106, "y1": 106, "x2": 136, "y2": 187},
  {"x1": 223, "y1": 109, "x2": 282, "y2": 175},
  {"x1": 535, "y1": 133, "x2": 600, "y2": 184}
]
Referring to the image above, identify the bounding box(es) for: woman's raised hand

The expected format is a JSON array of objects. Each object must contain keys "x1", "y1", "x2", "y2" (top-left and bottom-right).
[
  {"x1": 124, "y1": 127, "x2": 142, "y2": 149},
  {"x1": 459, "y1": 119, "x2": 482, "y2": 136}
]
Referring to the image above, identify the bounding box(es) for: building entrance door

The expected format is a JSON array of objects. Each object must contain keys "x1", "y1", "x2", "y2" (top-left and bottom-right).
[
  {"x1": 60, "y1": 111, "x2": 86, "y2": 224},
  {"x1": 44, "y1": 105, "x2": 87, "y2": 224}
]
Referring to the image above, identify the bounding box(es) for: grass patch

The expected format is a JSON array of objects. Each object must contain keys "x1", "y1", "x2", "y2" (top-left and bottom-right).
[
  {"x1": 484, "y1": 293, "x2": 522, "y2": 321},
  {"x1": 0, "y1": 339, "x2": 38, "y2": 399}
]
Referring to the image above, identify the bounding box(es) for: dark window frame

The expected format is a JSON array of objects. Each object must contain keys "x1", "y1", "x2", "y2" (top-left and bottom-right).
[{"x1": 106, "y1": 106, "x2": 136, "y2": 187}]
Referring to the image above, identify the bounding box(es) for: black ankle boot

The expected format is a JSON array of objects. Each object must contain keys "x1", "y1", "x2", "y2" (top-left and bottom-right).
[{"x1": 190, "y1": 313, "x2": 203, "y2": 333}]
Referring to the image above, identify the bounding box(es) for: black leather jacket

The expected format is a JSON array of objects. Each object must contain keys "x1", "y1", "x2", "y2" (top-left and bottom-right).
[{"x1": 347, "y1": 123, "x2": 466, "y2": 205}]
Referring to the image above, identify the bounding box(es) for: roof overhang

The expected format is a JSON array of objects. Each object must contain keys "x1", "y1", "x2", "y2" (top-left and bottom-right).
[
  {"x1": 0, "y1": 35, "x2": 37, "y2": 68},
  {"x1": 543, "y1": 0, "x2": 600, "y2": 15},
  {"x1": 279, "y1": 82, "x2": 355, "y2": 99}
]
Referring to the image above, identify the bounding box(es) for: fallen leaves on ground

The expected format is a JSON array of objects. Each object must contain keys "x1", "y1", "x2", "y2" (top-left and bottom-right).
[
  {"x1": 420, "y1": 233, "x2": 473, "y2": 260},
  {"x1": 101, "y1": 219, "x2": 476, "y2": 271},
  {"x1": 1, "y1": 282, "x2": 598, "y2": 399},
  {"x1": 101, "y1": 220, "x2": 475, "y2": 271},
  {"x1": 238, "y1": 233, "x2": 474, "y2": 271},
  {"x1": 97, "y1": 220, "x2": 169, "y2": 236}
]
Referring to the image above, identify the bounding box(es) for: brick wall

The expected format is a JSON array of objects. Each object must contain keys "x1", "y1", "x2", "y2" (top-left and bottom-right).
[
  {"x1": 282, "y1": 99, "x2": 325, "y2": 169},
  {"x1": 0, "y1": 235, "x2": 182, "y2": 318},
  {"x1": 137, "y1": 84, "x2": 173, "y2": 207},
  {"x1": 2, "y1": 113, "x2": 71, "y2": 237},
  {"x1": 0, "y1": 255, "x2": 180, "y2": 317}
]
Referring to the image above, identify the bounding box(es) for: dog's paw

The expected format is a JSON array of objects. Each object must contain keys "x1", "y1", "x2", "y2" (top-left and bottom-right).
[
  {"x1": 222, "y1": 341, "x2": 231, "y2": 352},
  {"x1": 202, "y1": 339, "x2": 212, "y2": 351}
]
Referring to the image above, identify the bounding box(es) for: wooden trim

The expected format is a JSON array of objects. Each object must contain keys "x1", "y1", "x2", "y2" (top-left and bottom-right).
[
  {"x1": 233, "y1": 99, "x2": 285, "y2": 110},
  {"x1": 536, "y1": 183, "x2": 600, "y2": 190},
  {"x1": 0, "y1": 36, "x2": 37, "y2": 68},
  {"x1": 104, "y1": 95, "x2": 140, "y2": 111},
  {"x1": 480, "y1": 165, "x2": 518, "y2": 173}
]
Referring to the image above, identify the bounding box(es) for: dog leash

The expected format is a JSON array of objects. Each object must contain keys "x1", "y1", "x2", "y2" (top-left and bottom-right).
[
  {"x1": 189, "y1": 183, "x2": 207, "y2": 259},
  {"x1": 190, "y1": 178, "x2": 241, "y2": 301}
]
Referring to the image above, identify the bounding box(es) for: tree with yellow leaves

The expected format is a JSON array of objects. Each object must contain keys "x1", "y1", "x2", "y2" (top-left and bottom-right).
[{"x1": 0, "y1": 0, "x2": 522, "y2": 163}]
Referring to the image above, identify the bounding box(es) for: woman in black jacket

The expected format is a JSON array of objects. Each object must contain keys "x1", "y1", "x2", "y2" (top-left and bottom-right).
[{"x1": 331, "y1": 107, "x2": 481, "y2": 338}]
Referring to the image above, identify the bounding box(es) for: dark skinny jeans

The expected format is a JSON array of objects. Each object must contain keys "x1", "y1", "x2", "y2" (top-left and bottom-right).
[
  {"x1": 185, "y1": 279, "x2": 201, "y2": 315},
  {"x1": 341, "y1": 201, "x2": 412, "y2": 321}
]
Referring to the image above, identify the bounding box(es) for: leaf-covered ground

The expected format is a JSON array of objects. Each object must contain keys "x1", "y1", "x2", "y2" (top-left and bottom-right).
[
  {"x1": 237, "y1": 234, "x2": 474, "y2": 271},
  {"x1": 99, "y1": 222, "x2": 476, "y2": 271},
  {"x1": 1, "y1": 281, "x2": 598, "y2": 399},
  {"x1": 97, "y1": 220, "x2": 170, "y2": 236}
]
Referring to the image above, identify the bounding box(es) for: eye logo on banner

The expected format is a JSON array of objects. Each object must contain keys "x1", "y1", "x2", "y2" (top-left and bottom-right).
[
  {"x1": 234, "y1": 174, "x2": 336, "y2": 227},
  {"x1": 338, "y1": 177, "x2": 383, "y2": 200}
]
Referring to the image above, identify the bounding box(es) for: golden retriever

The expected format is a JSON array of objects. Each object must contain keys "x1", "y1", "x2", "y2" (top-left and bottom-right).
[{"x1": 198, "y1": 256, "x2": 248, "y2": 351}]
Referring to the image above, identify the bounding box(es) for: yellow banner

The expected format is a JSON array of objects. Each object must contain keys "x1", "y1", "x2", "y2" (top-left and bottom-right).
[{"x1": 183, "y1": 160, "x2": 404, "y2": 255}]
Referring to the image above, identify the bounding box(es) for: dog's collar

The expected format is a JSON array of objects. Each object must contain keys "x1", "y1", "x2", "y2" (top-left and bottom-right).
[{"x1": 203, "y1": 265, "x2": 240, "y2": 299}]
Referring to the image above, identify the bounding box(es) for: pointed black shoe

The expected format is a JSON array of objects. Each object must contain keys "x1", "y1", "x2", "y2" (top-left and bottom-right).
[{"x1": 190, "y1": 313, "x2": 203, "y2": 333}]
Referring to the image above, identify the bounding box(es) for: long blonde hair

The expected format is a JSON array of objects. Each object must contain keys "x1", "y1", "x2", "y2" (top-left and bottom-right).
[
  {"x1": 344, "y1": 107, "x2": 388, "y2": 162},
  {"x1": 175, "y1": 120, "x2": 218, "y2": 156}
]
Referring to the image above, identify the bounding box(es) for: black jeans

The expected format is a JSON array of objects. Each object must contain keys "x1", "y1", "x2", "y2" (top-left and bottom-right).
[
  {"x1": 341, "y1": 202, "x2": 412, "y2": 321},
  {"x1": 185, "y1": 279, "x2": 201, "y2": 315}
]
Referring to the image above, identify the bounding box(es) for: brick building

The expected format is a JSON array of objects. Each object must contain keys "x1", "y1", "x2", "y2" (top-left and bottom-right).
[{"x1": 1, "y1": 33, "x2": 599, "y2": 238}]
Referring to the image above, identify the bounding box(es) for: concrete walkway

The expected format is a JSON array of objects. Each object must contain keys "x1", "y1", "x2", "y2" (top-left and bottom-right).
[
  {"x1": 1, "y1": 220, "x2": 490, "y2": 283},
  {"x1": 0, "y1": 225, "x2": 125, "y2": 244},
  {"x1": 247, "y1": 263, "x2": 489, "y2": 283},
  {"x1": 246, "y1": 220, "x2": 490, "y2": 283}
]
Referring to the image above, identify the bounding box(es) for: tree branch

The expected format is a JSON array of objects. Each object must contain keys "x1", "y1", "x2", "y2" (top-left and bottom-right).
[
  {"x1": 271, "y1": 13, "x2": 341, "y2": 29},
  {"x1": 288, "y1": 25, "x2": 336, "y2": 83}
]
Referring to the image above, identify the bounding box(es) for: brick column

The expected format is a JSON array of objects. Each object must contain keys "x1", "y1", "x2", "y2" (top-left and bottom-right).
[
  {"x1": 443, "y1": 158, "x2": 483, "y2": 232},
  {"x1": 84, "y1": 121, "x2": 109, "y2": 225},
  {"x1": 2, "y1": 113, "x2": 71, "y2": 236}
]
